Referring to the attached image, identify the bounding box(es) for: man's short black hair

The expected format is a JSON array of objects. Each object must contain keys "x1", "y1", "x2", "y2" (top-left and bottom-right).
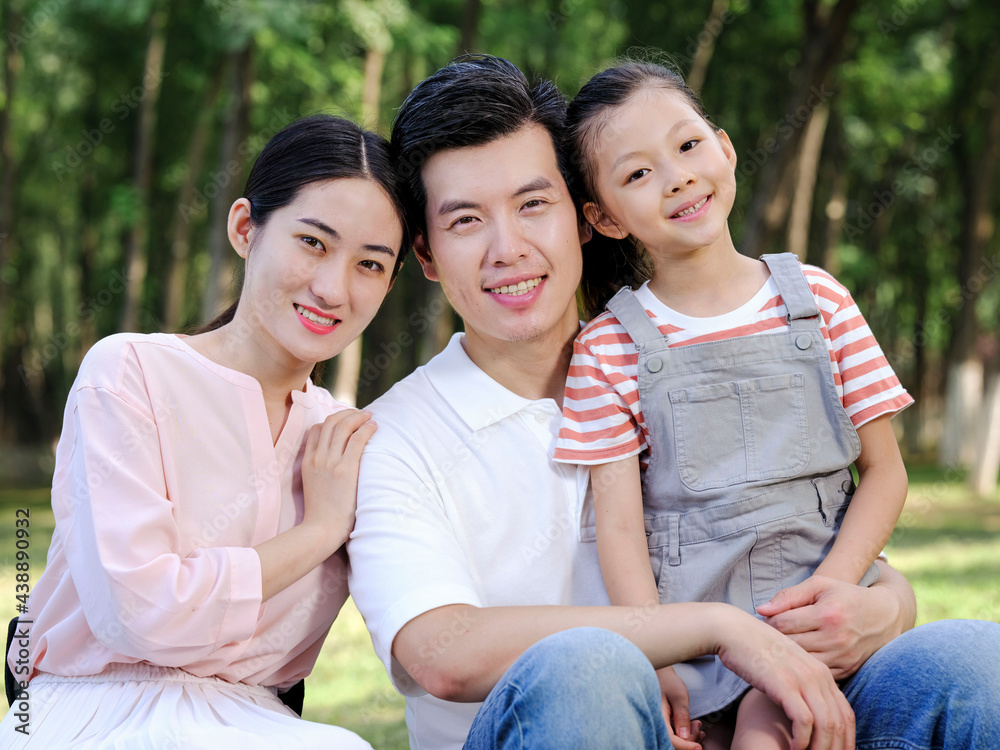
[{"x1": 390, "y1": 54, "x2": 569, "y2": 233}]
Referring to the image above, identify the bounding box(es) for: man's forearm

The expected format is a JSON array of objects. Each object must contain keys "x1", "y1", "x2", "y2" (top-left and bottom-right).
[{"x1": 393, "y1": 601, "x2": 731, "y2": 702}]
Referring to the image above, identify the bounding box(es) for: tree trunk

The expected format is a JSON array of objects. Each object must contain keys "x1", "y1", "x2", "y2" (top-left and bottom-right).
[
  {"x1": 361, "y1": 46, "x2": 385, "y2": 130},
  {"x1": 0, "y1": 2, "x2": 23, "y2": 395},
  {"x1": 163, "y1": 61, "x2": 226, "y2": 331},
  {"x1": 740, "y1": 0, "x2": 860, "y2": 258},
  {"x1": 333, "y1": 45, "x2": 384, "y2": 406},
  {"x1": 119, "y1": 9, "x2": 168, "y2": 332},
  {"x1": 941, "y1": 52, "x2": 1000, "y2": 468},
  {"x1": 786, "y1": 101, "x2": 830, "y2": 259},
  {"x1": 201, "y1": 45, "x2": 252, "y2": 322},
  {"x1": 686, "y1": 0, "x2": 729, "y2": 94},
  {"x1": 458, "y1": 0, "x2": 481, "y2": 54},
  {"x1": 970, "y1": 371, "x2": 1000, "y2": 496}
]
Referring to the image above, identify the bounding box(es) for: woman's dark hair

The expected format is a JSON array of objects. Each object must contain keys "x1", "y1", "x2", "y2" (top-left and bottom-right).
[
  {"x1": 565, "y1": 62, "x2": 710, "y2": 319},
  {"x1": 197, "y1": 113, "x2": 411, "y2": 334},
  {"x1": 391, "y1": 54, "x2": 570, "y2": 234}
]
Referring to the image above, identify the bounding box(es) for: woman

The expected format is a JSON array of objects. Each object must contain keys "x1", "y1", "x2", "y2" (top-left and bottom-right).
[{"x1": 1, "y1": 114, "x2": 409, "y2": 748}]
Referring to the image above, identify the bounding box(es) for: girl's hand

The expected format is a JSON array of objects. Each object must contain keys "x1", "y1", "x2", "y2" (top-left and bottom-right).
[
  {"x1": 657, "y1": 666, "x2": 704, "y2": 750},
  {"x1": 300, "y1": 409, "x2": 377, "y2": 536},
  {"x1": 757, "y1": 570, "x2": 908, "y2": 680},
  {"x1": 715, "y1": 613, "x2": 855, "y2": 750}
]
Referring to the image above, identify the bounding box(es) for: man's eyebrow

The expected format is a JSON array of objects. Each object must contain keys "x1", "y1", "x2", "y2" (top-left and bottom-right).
[
  {"x1": 436, "y1": 177, "x2": 558, "y2": 217},
  {"x1": 512, "y1": 177, "x2": 555, "y2": 198},
  {"x1": 297, "y1": 217, "x2": 395, "y2": 257},
  {"x1": 437, "y1": 199, "x2": 481, "y2": 217},
  {"x1": 610, "y1": 118, "x2": 698, "y2": 173}
]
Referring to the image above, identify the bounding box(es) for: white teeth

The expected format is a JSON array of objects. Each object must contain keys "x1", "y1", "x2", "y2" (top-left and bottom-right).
[
  {"x1": 295, "y1": 304, "x2": 335, "y2": 326},
  {"x1": 489, "y1": 277, "x2": 542, "y2": 296},
  {"x1": 673, "y1": 197, "x2": 708, "y2": 218}
]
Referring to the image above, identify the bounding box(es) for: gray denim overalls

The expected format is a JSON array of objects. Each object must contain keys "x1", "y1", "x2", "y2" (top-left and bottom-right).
[{"x1": 605, "y1": 253, "x2": 878, "y2": 718}]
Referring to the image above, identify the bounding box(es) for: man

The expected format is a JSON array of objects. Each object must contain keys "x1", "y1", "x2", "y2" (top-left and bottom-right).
[{"x1": 348, "y1": 55, "x2": 1000, "y2": 750}]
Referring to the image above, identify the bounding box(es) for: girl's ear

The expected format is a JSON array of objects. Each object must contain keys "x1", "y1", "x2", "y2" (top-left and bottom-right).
[
  {"x1": 413, "y1": 232, "x2": 439, "y2": 282},
  {"x1": 717, "y1": 128, "x2": 737, "y2": 169},
  {"x1": 583, "y1": 201, "x2": 629, "y2": 240},
  {"x1": 228, "y1": 198, "x2": 254, "y2": 259}
]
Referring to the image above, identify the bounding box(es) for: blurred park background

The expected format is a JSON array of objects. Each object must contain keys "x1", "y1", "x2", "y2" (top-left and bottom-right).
[{"x1": 0, "y1": 0, "x2": 998, "y2": 746}]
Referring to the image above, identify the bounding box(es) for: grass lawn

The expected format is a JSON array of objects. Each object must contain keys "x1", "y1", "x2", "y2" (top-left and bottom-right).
[{"x1": 0, "y1": 464, "x2": 997, "y2": 748}]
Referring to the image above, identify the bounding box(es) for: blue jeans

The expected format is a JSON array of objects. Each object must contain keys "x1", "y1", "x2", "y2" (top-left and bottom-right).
[
  {"x1": 466, "y1": 620, "x2": 1000, "y2": 749},
  {"x1": 844, "y1": 619, "x2": 1000, "y2": 749},
  {"x1": 464, "y1": 628, "x2": 672, "y2": 749}
]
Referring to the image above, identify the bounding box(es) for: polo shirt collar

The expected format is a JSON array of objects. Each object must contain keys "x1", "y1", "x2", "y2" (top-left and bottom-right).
[{"x1": 424, "y1": 333, "x2": 537, "y2": 431}]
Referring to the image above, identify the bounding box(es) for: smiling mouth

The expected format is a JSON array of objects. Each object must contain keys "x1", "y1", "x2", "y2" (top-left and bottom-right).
[
  {"x1": 295, "y1": 304, "x2": 338, "y2": 326},
  {"x1": 487, "y1": 277, "x2": 543, "y2": 296},
  {"x1": 671, "y1": 196, "x2": 709, "y2": 218}
]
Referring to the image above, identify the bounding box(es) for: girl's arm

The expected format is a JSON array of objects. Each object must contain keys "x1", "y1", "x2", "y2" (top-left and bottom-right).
[
  {"x1": 813, "y1": 414, "x2": 908, "y2": 584},
  {"x1": 591, "y1": 456, "x2": 658, "y2": 607},
  {"x1": 592, "y1": 457, "x2": 702, "y2": 750},
  {"x1": 255, "y1": 409, "x2": 376, "y2": 601}
]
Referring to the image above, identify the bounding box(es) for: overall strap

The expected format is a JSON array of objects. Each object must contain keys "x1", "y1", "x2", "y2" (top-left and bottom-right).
[
  {"x1": 606, "y1": 287, "x2": 665, "y2": 346},
  {"x1": 761, "y1": 253, "x2": 819, "y2": 329}
]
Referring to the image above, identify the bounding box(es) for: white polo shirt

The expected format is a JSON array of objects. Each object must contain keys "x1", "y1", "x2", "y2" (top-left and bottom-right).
[{"x1": 348, "y1": 333, "x2": 609, "y2": 750}]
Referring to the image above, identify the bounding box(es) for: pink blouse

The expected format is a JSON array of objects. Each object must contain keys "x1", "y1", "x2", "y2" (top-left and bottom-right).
[{"x1": 15, "y1": 333, "x2": 349, "y2": 690}]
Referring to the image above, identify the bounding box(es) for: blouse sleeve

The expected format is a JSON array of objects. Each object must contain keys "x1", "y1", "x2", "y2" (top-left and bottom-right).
[{"x1": 51, "y1": 360, "x2": 263, "y2": 666}]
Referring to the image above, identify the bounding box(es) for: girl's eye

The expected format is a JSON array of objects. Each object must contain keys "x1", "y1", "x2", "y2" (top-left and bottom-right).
[
  {"x1": 680, "y1": 139, "x2": 699, "y2": 152},
  {"x1": 626, "y1": 168, "x2": 649, "y2": 184},
  {"x1": 523, "y1": 199, "x2": 544, "y2": 209},
  {"x1": 301, "y1": 235, "x2": 324, "y2": 251},
  {"x1": 452, "y1": 216, "x2": 478, "y2": 228}
]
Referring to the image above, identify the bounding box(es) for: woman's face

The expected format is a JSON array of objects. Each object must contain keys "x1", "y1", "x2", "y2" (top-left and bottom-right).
[{"x1": 235, "y1": 177, "x2": 403, "y2": 372}]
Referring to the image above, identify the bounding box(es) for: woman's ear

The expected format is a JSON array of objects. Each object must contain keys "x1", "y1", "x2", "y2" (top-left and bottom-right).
[
  {"x1": 413, "y1": 232, "x2": 439, "y2": 282},
  {"x1": 717, "y1": 128, "x2": 737, "y2": 169},
  {"x1": 583, "y1": 201, "x2": 629, "y2": 240},
  {"x1": 228, "y1": 198, "x2": 254, "y2": 259}
]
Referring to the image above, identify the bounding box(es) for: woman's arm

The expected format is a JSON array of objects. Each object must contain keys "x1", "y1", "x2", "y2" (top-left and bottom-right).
[
  {"x1": 814, "y1": 414, "x2": 908, "y2": 584},
  {"x1": 255, "y1": 409, "x2": 375, "y2": 600}
]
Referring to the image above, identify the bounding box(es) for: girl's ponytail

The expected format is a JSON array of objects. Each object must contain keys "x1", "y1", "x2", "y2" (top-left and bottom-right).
[{"x1": 579, "y1": 232, "x2": 652, "y2": 321}]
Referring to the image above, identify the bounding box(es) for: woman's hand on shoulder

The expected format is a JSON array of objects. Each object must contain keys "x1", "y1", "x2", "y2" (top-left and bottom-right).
[{"x1": 300, "y1": 409, "x2": 377, "y2": 536}]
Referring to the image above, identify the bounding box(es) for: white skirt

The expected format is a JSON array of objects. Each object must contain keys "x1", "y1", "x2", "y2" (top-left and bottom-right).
[{"x1": 0, "y1": 663, "x2": 372, "y2": 749}]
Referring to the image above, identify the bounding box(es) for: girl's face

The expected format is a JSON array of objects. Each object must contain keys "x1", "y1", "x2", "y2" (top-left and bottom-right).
[
  {"x1": 583, "y1": 87, "x2": 738, "y2": 260},
  {"x1": 233, "y1": 177, "x2": 402, "y2": 373}
]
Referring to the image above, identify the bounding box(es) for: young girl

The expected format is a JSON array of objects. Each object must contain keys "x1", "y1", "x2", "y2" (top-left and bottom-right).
[
  {"x1": 1, "y1": 114, "x2": 409, "y2": 748},
  {"x1": 553, "y1": 63, "x2": 911, "y2": 750}
]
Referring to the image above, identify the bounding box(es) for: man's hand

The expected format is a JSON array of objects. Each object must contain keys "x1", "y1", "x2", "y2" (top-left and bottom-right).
[
  {"x1": 656, "y1": 666, "x2": 704, "y2": 749},
  {"x1": 757, "y1": 569, "x2": 911, "y2": 681},
  {"x1": 715, "y1": 613, "x2": 855, "y2": 750}
]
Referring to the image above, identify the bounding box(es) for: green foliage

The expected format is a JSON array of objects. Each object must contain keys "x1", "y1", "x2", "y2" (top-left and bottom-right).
[{"x1": 0, "y1": 0, "x2": 997, "y2": 450}]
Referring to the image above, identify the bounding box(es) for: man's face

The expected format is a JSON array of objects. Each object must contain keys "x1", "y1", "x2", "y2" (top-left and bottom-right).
[{"x1": 416, "y1": 124, "x2": 587, "y2": 346}]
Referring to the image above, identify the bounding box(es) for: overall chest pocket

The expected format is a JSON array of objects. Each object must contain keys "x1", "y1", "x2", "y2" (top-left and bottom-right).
[{"x1": 667, "y1": 373, "x2": 809, "y2": 491}]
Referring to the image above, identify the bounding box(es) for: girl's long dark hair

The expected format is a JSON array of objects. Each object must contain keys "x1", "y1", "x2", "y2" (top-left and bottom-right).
[{"x1": 564, "y1": 62, "x2": 710, "y2": 319}]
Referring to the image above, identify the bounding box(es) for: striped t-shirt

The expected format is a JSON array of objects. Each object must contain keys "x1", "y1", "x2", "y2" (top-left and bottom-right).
[{"x1": 554, "y1": 264, "x2": 913, "y2": 468}]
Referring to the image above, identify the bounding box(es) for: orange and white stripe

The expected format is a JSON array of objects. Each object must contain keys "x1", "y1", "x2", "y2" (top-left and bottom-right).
[{"x1": 554, "y1": 264, "x2": 912, "y2": 467}]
